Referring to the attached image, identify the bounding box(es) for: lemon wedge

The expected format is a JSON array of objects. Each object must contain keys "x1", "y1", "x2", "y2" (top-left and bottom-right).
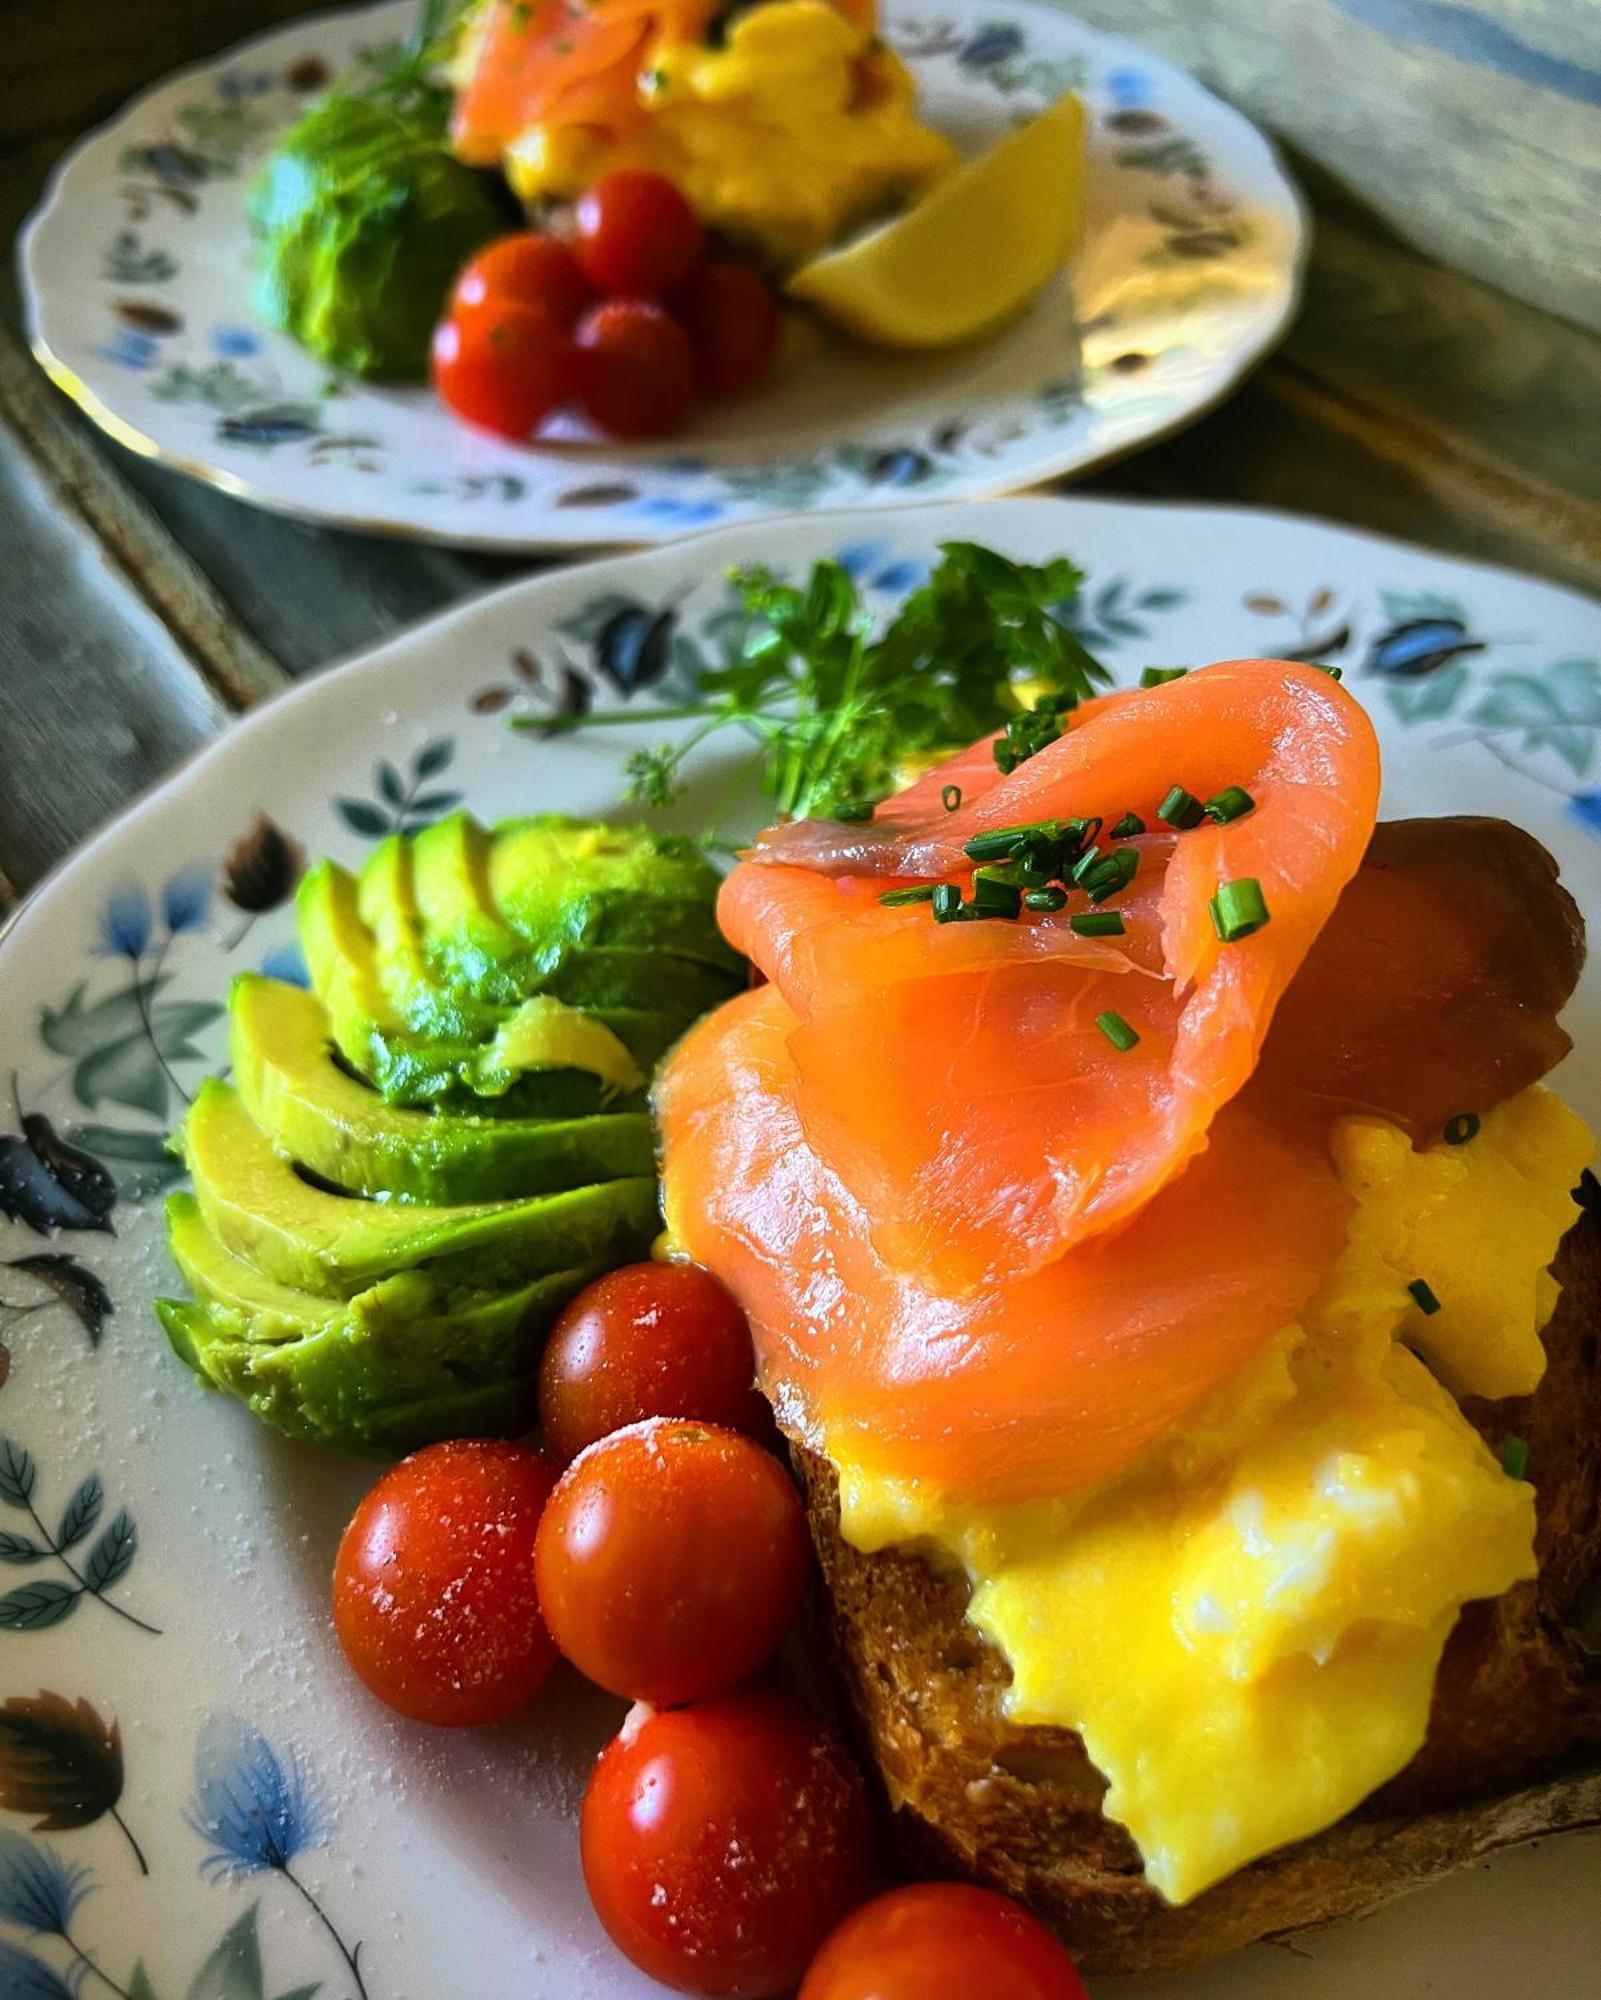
[{"x1": 786, "y1": 95, "x2": 1085, "y2": 347}]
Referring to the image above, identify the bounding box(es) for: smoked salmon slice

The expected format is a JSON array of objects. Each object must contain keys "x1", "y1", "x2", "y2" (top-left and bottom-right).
[
  {"x1": 452, "y1": 0, "x2": 883, "y2": 166},
  {"x1": 722, "y1": 661, "x2": 1381, "y2": 1295},
  {"x1": 658, "y1": 983, "x2": 1349, "y2": 1504}
]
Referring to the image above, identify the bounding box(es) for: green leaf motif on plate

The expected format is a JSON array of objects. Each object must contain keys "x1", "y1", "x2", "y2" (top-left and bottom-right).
[
  {"x1": 39, "y1": 980, "x2": 221, "y2": 1121},
  {"x1": 1387, "y1": 660, "x2": 1469, "y2": 723},
  {"x1": 1469, "y1": 660, "x2": 1601, "y2": 776}
]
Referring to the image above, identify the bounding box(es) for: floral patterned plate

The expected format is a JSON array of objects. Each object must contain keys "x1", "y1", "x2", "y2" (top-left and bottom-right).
[
  {"x1": 0, "y1": 496, "x2": 1597, "y2": 1997},
  {"x1": 17, "y1": 0, "x2": 1305, "y2": 550}
]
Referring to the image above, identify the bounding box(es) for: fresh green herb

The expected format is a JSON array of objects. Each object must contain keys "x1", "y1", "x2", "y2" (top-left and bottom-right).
[
  {"x1": 1071, "y1": 910, "x2": 1127, "y2": 937},
  {"x1": 942, "y1": 785, "x2": 963, "y2": 812},
  {"x1": 1069, "y1": 845, "x2": 1107, "y2": 885},
  {"x1": 1309, "y1": 663, "x2": 1345, "y2": 681},
  {"x1": 1209, "y1": 878, "x2": 1271, "y2": 942},
  {"x1": 1157, "y1": 785, "x2": 1205, "y2": 830},
  {"x1": 1141, "y1": 667, "x2": 1189, "y2": 688},
  {"x1": 879, "y1": 884, "x2": 938, "y2": 907},
  {"x1": 1109, "y1": 812, "x2": 1145, "y2": 839},
  {"x1": 932, "y1": 883, "x2": 963, "y2": 923},
  {"x1": 964, "y1": 819, "x2": 1062, "y2": 863},
  {"x1": 1501, "y1": 1435, "x2": 1530, "y2": 1481},
  {"x1": 1024, "y1": 887, "x2": 1068, "y2": 913},
  {"x1": 1407, "y1": 1278, "x2": 1442, "y2": 1317},
  {"x1": 1444, "y1": 1112, "x2": 1481, "y2": 1146},
  {"x1": 530, "y1": 544, "x2": 1109, "y2": 820},
  {"x1": 1096, "y1": 1010, "x2": 1140, "y2": 1051},
  {"x1": 1204, "y1": 785, "x2": 1256, "y2": 824}
]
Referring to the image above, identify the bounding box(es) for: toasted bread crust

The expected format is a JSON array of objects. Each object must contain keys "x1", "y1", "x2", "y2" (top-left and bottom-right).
[{"x1": 798, "y1": 1178, "x2": 1601, "y2": 1974}]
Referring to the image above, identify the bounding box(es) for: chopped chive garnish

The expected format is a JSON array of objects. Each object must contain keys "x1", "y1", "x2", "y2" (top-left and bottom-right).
[
  {"x1": 1310, "y1": 662, "x2": 1344, "y2": 681},
  {"x1": 932, "y1": 883, "x2": 962, "y2": 923},
  {"x1": 1407, "y1": 1278, "x2": 1442, "y2": 1316},
  {"x1": 1084, "y1": 850, "x2": 1139, "y2": 904},
  {"x1": 1096, "y1": 1009, "x2": 1140, "y2": 1051},
  {"x1": 1210, "y1": 878, "x2": 1271, "y2": 942},
  {"x1": 1444, "y1": 1112, "x2": 1481, "y2": 1146},
  {"x1": 972, "y1": 875, "x2": 1023, "y2": 918},
  {"x1": 963, "y1": 819, "x2": 1056, "y2": 863},
  {"x1": 1072, "y1": 910, "x2": 1127, "y2": 937},
  {"x1": 1141, "y1": 666, "x2": 1189, "y2": 688},
  {"x1": 942, "y1": 784, "x2": 963, "y2": 812},
  {"x1": 1157, "y1": 785, "x2": 1205, "y2": 830},
  {"x1": 1501, "y1": 1435, "x2": 1530, "y2": 1481},
  {"x1": 1110, "y1": 812, "x2": 1146, "y2": 839},
  {"x1": 879, "y1": 884, "x2": 937, "y2": 907},
  {"x1": 1024, "y1": 887, "x2": 1068, "y2": 913},
  {"x1": 834, "y1": 800, "x2": 878, "y2": 823},
  {"x1": 1204, "y1": 785, "x2": 1256, "y2": 824},
  {"x1": 1070, "y1": 844, "x2": 1106, "y2": 885}
]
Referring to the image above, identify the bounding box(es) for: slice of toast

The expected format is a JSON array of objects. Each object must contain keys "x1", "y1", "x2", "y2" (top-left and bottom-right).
[{"x1": 796, "y1": 1175, "x2": 1601, "y2": 1974}]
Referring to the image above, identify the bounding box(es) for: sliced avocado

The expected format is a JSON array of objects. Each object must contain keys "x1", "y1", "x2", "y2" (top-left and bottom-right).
[
  {"x1": 490, "y1": 815, "x2": 740, "y2": 967},
  {"x1": 179, "y1": 1078, "x2": 656, "y2": 1297},
  {"x1": 298, "y1": 859, "x2": 408, "y2": 1084},
  {"x1": 412, "y1": 813, "x2": 740, "y2": 1006},
  {"x1": 357, "y1": 833, "x2": 480, "y2": 1039},
  {"x1": 539, "y1": 947, "x2": 742, "y2": 1017},
  {"x1": 229, "y1": 976, "x2": 656, "y2": 1202},
  {"x1": 158, "y1": 1251, "x2": 595, "y2": 1454}
]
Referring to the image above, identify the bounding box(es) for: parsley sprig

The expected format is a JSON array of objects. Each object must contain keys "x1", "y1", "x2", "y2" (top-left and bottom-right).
[{"x1": 536, "y1": 543, "x2": 1108, "y2": 822}]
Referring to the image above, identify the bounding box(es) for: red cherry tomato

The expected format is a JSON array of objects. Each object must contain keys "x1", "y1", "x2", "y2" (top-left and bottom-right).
[
  {"x1": 332, "y1": 1439, "x2": 559, "y2": 1727},
  {"x1": 430, "y1": 307, "x2": 576, "y2": 441},
  {"x1": 451, "y1": 232, "x2": 595, "y2": 329},
  {"x1": 574, "y1": 299, "x2": 696, "y2": 439},
  {"x1": 534, "y1": 1418, "x2": 810, "y2": 1703},
  {"x1": 538, "y1": 1261, "x2": 768, "y2": 1464},
  {"x1": 575, "y1": 169, "x2": 705, "y2": 297},
  {"x1": 800, "y1": 1883, "x2": 1089, "y2": 2000},
  {"x1": 583, "y1": 1690, "x2": 876, "y2": 1998},
  {"x1": 676, "y1": 261, "x2": 781, "y2": 399}
]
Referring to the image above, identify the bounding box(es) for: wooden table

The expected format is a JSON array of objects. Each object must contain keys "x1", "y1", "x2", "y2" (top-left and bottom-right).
[{"x1": 3, "y1": 2, "x2": 1600, "y2": 921}]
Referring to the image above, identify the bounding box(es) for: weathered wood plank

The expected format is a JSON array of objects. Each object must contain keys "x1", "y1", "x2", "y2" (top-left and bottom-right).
[{"x1": 0, "y1": 384, "x2": 237, "y2": 895}]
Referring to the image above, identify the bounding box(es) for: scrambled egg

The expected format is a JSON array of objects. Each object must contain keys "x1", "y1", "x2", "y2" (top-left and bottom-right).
[
  {"x1": 835, "y1": 1087, "x2": 1595, "y2": 1905},
  {"x1": 502, "y1": 2, "x2": 956, "y2": 268}
]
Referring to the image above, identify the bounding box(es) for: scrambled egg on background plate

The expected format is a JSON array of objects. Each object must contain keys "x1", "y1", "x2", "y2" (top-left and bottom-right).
[
  {"x1": 452, "y1": 0, "x2": 955, "y2": 269},
  {"x1": 838, "y1": 1088, "x2": 1594, "y2": 1903}
]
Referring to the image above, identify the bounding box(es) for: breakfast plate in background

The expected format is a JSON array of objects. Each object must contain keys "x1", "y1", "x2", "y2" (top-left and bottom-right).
[
  {"x1": 18, "y1": 0, "x2": 1305, "y2": 551},
  {"x1": 0, "y1": 495, "x2": 1596, "y2": 1996}
]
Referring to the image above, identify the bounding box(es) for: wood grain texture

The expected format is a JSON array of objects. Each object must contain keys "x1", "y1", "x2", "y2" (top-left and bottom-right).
[{"x1": 1063, "y1": 0, "x2": 1601, "y2": 333}]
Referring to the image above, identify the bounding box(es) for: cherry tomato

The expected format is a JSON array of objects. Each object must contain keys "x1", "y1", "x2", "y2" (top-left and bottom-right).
[
  {"x1": 582, "y1": 1690, "x2": 876, "y2": 1998},
  {"x1": 675, "y1": 262, "x2": 781, "y2": 399},
  {"x1": 332, "y1": 1439, "x2": 559, "y2": 1727},
  {"x1": 574, "y1": 299, "x2": 696, "y2": 439},
  {"x1": 538, "y1": 1261, "x2": 768, "y2": 1464},
  {"x1": 575, "y1": 169, "x2": 705, "y2": 297},
  {"x1": 534, "y1": 1419, "x2": 810, "y2": 1703},
  {"x1": 430, "y1": 307, "x2": 576, "y2": 441},
  {"x1": 800, "y1": 1883, "x2": 1089, "y2": 2000},
  {"x1": 451, "y1": 231, "x2": 595, "y2": 329}
]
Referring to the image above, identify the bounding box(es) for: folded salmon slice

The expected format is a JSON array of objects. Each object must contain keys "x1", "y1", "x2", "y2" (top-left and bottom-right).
[
  {"x1": 658, "y1": 984, "x2": 1350, "y2": 1503},
  {"x1": 723, "y1": 662, "x2": 1382, "y2": 1295}
]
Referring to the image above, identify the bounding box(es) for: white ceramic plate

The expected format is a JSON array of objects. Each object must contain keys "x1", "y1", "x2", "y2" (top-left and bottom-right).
[
  {"x1": 0, "y1": 496, "x2": 1597, "y2": 1998},
  {"x1": 18, "y1": 0, "x2": 1305, "y2": 551}
]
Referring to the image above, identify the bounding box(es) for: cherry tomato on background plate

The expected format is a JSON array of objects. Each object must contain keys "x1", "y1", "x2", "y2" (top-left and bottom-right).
[
  {"x1": 575, "y1": 168, "x2": 705, "y2": 298},
  {"x1": 332, "y1": 1439, "x2": 559, "y2": 1727},
  {"x1": 675, "y1": 261, "x2": 781, "y2": 399},
  {"x1": 537, "y1": 1260, "x2": 768, "y2": 1464},
  {"x1": 800, "y1": 1882, "x2": 1089, "y2": 2000},
  {"x1": 535, "y1": 1418, "x2": 810, "y2": 1703},
  {"x1": 574, "y1": 298, "x2": 697, "y2": 440},
  {"x1": 430, "y1": 306, "x2": 576, "y2": 441},
  {"x1": 583, "y1": 1689, "x2": 876, "y2": 1998},
  {"x1": 451, "y1": 231, "x2": 595, "y2": 329}
]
